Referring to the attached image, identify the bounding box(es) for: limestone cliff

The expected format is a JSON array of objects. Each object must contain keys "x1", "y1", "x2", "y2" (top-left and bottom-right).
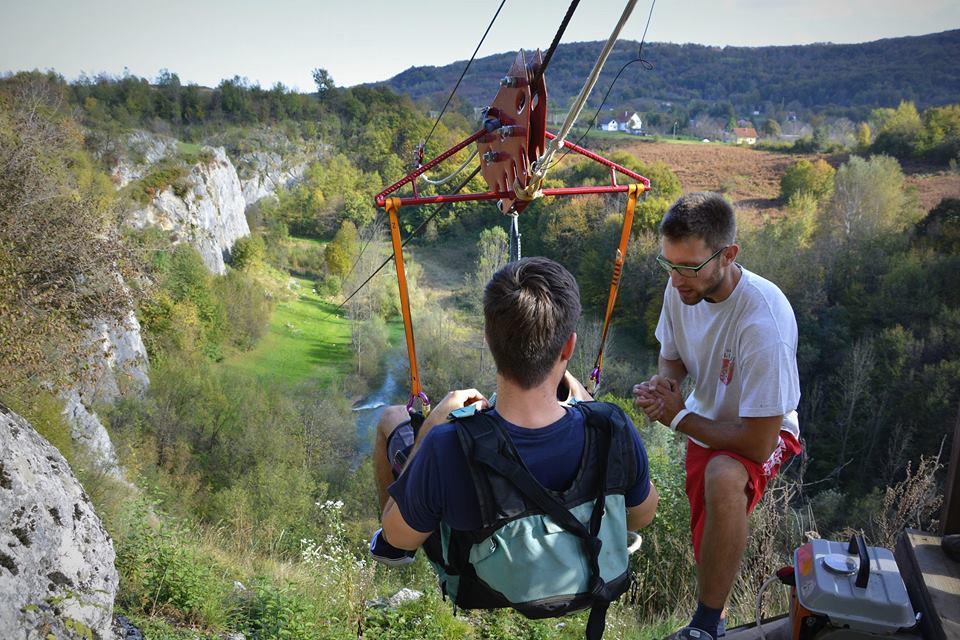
[
  {"x1": 237, "y1": 149, "x2": 310, "y2": 207},
  {"x1": 0, "y1": 404, "x2": 119, "y2": 639},
  {"x1": 126, "y1": 145, "x2": 250, "y2": 275},
  {"x1": 62, "y1": 301, "x2": 150, "y2": 476}
]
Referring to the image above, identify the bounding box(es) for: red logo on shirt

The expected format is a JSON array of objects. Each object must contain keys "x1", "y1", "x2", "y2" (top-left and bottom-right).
[{"x1": 719, "y1": 349, "x2": 736, "y2": 385}]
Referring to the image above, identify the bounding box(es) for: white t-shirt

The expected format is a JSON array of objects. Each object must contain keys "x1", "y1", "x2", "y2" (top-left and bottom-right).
[{"x1": 655, "y1": 266, "x2": 801, "y2": 446}]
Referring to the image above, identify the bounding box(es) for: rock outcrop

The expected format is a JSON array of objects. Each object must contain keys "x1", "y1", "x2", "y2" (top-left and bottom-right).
[
  {"x1": 61, "y1": 304, "x2": 150, "y2": 476},
  {"x1": 237, "y1": 150, "x2": 310, "y2": 207},
  {"x1": 0, "y1": 404, "x2": 119, "y2": 639},
  {"x1": 128, "y1": 146, "x2": 250, "y2": 274}
]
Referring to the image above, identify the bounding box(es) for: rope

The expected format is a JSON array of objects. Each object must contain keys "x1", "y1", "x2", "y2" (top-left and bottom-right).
[
  {"x1": 421, "y1": 149, "x2": 478, "y2": 185},
  {"x1": 516, "y1": 0, "x2": 640, "y2": 201},
  {"x1": 334, "y1": 166, "x2": 482, "y2": 314},
  {"x1": 550, "y1": 0, "x2": 658, "y2": 171},
  {"x1": 531, "y1": 0, "x2": 581, "y2": 87},
  {"x1": 423, "y1": 0, "x2": 507, "y2": 152},
  {"x1": 385, "y1": 197, "x2": 429, "y2": 412}
]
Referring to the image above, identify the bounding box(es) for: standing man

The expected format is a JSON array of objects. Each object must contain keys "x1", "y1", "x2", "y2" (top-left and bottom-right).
[{"x1": 633, "y1": 192, "x2": 801, "y2": 640}]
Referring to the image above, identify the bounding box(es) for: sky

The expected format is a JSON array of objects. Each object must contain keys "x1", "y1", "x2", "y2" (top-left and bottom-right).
[{"x1": 2, "y1": 0, "x2": 958, "y2": 91}]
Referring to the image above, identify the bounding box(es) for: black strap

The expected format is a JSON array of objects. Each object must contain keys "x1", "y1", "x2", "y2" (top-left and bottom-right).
[{"x1": 460, "y1": 412, "x2": 614, "y2": 639}]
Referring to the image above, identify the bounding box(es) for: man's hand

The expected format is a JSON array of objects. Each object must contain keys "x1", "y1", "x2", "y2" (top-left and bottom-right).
[
  {"x1": 436, "y1": 388, "x2": 488, "y2": 415},
  {"x1": 633, "y1": 376, "x2": 684, "y2": 425},
  {"x1": 650, "y1": 377, "x2": 685, "y2": 426},
  {"x1": 418, "y1": 388, "x2": 488, "y2": 440}
]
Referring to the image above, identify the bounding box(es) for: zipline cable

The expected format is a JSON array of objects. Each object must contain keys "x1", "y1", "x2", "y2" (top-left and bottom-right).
[
  {"x1": 514, "y1": 0, "x2": 640, "y2": 201},
  {"x1": 334, "y1": 165, "x2": 482, "y2": 314},
  {"x1": 423, "y1": 0, "x2": 507, "y2": 152},
  {"x1": 531, "y1": 0, "x2": 581, "y2": 87}
]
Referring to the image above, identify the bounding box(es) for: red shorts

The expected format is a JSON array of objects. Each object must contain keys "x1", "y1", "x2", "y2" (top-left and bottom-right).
[{"x1": 685, "y1": 432, "x2": 802, "y2": 562}]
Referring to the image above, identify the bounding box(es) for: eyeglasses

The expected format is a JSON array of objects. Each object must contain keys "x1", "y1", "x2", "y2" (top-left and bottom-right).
[{"x1": 656, "y1": 246, "x2": 728, "y2": 278}]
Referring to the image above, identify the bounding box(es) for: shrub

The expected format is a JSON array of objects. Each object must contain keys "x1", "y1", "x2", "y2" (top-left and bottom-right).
[
  {"x1": 127, "y1": 159, "x2": 190, "y2": 205},
  {"x1": 229, "y1": 234, "x2": 266, "y2": 271},
  {"x1": 112, "y1": 499, "x2": 231, "y2": 628},
  {"x1": 780, "y1": 158, "x2": 835, "y2": 204},
  {"x1": 215, "y1": 270, "x2": 272, "y2": 350}
]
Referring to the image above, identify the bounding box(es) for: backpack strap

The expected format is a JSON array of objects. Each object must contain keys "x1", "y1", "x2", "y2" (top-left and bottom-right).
[
  {"x1": 575, "y1": 401, "x2": 637, "y2": 494},
  {"x1": 455, "y1": 411, "x2": 614, "y2": 640}
]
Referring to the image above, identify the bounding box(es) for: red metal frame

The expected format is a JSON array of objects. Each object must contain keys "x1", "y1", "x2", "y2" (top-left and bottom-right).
[
  {"x1": 375, "y1": 129, "x2": 651, "y2": 209},
  {"x1": 375, "y1": 128, "x2": 487, "y2": 208}
]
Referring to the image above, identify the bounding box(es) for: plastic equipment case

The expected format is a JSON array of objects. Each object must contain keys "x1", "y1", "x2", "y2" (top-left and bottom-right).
[{"x1": 789, "y1": 535, "x2": 918, "y2": 640}]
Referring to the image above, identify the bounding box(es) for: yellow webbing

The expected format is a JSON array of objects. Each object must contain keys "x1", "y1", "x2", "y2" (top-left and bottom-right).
[
  {"x1": 590, "y1": 184, "x2": 640, "y2": 392},
  {"x1": 385, "y1": 198, "x2": 428, "y2": 412}
]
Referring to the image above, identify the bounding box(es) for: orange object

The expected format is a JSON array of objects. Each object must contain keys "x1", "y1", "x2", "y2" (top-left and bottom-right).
[
  {"x1": 590, "y1": 184, "x2": 641, "y2": 390},
  {"x1": 385, "y1": 197, "x2": 429, "y2": 412}
]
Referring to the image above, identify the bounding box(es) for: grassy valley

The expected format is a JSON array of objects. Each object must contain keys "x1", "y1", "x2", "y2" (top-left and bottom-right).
[{"x1": 1, "y1": 48, "x2": 958, "y2": 639}]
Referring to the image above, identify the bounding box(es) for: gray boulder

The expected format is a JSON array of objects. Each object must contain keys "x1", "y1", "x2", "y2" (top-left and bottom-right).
[{"x1": 0, "y1": 404, "x2": 119, "y2": 639}]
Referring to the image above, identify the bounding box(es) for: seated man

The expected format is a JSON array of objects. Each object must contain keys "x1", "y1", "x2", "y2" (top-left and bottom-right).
[{"x1": 369, "y1": 257, "x2": 658, "y2": 638}]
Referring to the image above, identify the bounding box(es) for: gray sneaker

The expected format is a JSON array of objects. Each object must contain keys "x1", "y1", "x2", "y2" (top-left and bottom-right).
[
  {"x1": 369, "y1": 528, "x2": 415, "y2": 567},
  {"x1": 671, "y1": 628, "x2": 715, "y2": 640}
]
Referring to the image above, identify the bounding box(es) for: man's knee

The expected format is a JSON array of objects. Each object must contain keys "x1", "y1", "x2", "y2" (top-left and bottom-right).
[
  {"x1": 377, "y1": 405, "x2": 410, "y2": 440},
  {"x1": 704, "y1": 455, "x2": 749, "y2": 508}
]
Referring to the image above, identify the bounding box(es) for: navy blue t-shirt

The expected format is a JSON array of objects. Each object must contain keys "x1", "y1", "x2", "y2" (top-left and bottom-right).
[{"x1": 388, "y1": 405, "x2": 651, "y2": 533}]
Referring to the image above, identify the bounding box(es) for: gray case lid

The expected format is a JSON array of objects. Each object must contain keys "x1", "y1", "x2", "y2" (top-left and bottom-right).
[{"x1": 794, "y1": 539, "x2": 915, "y2": 634}]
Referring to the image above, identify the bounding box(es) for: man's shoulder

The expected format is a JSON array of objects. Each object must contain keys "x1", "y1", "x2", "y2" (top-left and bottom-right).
[
  {"x1": 740, "y1": 268, "x2": 791, "y2": 307},
  {"x1": 737, "y1": 268, "x2": 798, "y2": 345},
  {"x1": 418, "y1": 421, "x2": 465, "y2": 458},
  {"x1": 739, "y1": 269, "x2": 796, "y2": 320}
]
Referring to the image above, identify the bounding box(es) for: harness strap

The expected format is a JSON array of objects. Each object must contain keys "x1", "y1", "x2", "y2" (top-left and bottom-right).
[
  {"x1": 385, "y1": 197, "x2": 430, "y2": 412},
  {"x1": 590, "y1": 183, "x2": 641, "y2": 392}
]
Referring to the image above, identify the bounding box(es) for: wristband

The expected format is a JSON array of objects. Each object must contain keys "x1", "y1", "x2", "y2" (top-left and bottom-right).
[{"x1": 670, "y1": 409, "x2": 691, "y2": 431}]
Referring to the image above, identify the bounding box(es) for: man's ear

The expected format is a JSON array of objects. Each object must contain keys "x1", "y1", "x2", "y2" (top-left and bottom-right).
[
  {"x1": 724, "y1": 244, "x2": 740, "y2": 265},
  {"x1": 560, "y1": 332, "x2": 577, "y2": 362}
]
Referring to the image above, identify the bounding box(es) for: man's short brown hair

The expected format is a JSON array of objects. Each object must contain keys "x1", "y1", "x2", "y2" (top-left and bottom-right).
[
  {"x1": 483, "y1": 257, "x2": 580, "y2": 389},
  {"x1": 660, "y1": 192, "x2": 737, "y2": 250}
]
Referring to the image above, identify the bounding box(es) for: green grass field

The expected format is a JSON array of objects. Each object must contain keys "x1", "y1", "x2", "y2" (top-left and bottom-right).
[{"x1": 222, "y1": 276, "x2": 354, "y2": 386}]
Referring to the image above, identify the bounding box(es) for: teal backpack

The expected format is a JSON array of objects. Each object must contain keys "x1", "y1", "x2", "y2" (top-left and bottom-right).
[{"x1": 423, "y1": 401, "x2": 637, "y2": 640}]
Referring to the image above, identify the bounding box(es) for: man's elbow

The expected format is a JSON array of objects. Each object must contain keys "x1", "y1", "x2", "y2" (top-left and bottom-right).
[
  {"x1": 747, "y1": 436, "x2": 780, "y2": 464},
  {"x1": 627, "y1": 484, "x2": 659, "y2": 530}
]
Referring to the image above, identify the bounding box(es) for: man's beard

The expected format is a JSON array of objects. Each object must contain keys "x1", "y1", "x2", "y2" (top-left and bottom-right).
[{"x1": 679, "y1": 269, "x2": 725, "y2": 305}]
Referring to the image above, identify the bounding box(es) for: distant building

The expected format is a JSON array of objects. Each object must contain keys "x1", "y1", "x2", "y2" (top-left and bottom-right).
[
  {"x1": 597, "y1": 112, "x2": 642, "y2": 134},
  {"x1": 732, "y1": 127, "x2": 758, "y2": 145},
  {"x1": 621, "y1": 112, "x2": 643, "y2": 133}
]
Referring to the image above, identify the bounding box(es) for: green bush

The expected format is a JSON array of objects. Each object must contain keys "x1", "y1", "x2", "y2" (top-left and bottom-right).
[
  {"x1": 127, "y1": 159, "x2": 190, "y2": 205},
  {"x1": 779, "y1": 158, "x2": 835, "y2": 204},
  {"x1": 215, "y1": 269, "x2": 273, "y2": 350},
  {"x1": 112, "y1": 500, "x2": 231, "y2": 628},
  {"x1": 234, "y1": 581, "x2": 331, "y2": 640},
  {"x1": 140, "y1": 244, "x2": 226, "y2": 360},
  {"x1": 229, "y1": 234, "x2": 266, "y2": 271}
]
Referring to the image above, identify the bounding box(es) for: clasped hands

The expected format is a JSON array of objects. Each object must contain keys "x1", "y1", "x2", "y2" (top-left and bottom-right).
[{"x1": 632, "y1": 375, "x2": 685, "y2": 427}]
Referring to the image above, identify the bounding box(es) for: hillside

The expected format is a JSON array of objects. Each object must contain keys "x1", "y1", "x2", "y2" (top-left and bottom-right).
[{"x1": 381, "y1": 29, "x2": 960, "y2": 116}]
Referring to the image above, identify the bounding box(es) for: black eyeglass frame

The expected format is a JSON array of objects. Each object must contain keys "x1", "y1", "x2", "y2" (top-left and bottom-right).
[{"x1": 656, "y1": 245, "x2": 728, "y2": 278}]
